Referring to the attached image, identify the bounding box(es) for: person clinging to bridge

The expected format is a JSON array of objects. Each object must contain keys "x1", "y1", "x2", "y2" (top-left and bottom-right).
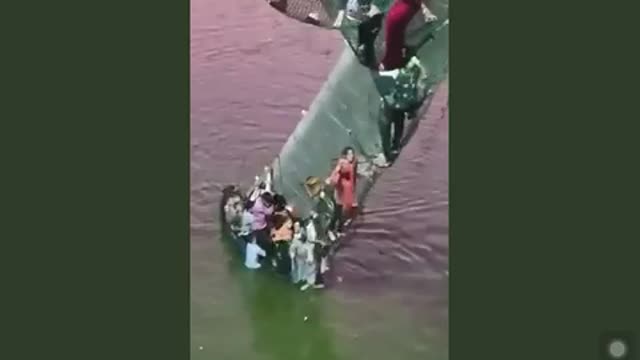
[
  {"x1": 344, "y1": 0, "x2": 436, "y2": 71},
  {"x1": 373, "y1": 1, "x2": 436, "y2": 164},
  {"x1": 325, "y1": 146, "x2": 358, "y2": 235},
  {"x1": 336, "y1": 0, "x2": 384, "y2": 69},
  {"x1": 380, "y1": 0, "x2": 436, "y2": 71}
]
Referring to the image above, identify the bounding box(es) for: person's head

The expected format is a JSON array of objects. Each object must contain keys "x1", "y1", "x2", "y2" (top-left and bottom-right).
[
  {"x1": 272, "y1": 213, "x2": 289, "y2": 230},
  {"x1": 304, "y1": 176, "x2": 323, "y2": 198},
  {"x1": 273, "y1": 194, "x2": 287, "y2": 212},
  {"x1": 260, "y1": 192, "x2": 274, "y2": 207},
  {"x1": 342, "y1": 146, "x2": 355, "y2": 162},
  {"x1": 294, "y1": 220, "x2": 307, "y2": 241},
  {"x1": 228, "y1": 195, "x2": 241, "y2": 209}
]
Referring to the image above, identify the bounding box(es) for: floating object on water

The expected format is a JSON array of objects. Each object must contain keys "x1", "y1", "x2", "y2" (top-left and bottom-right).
[
  {"x1": 337, "y1": 276, "x2": 343, "y2": 283},
  {"x1": 199, "y1": 346, "x2": 203, "y2": 350},
  {"x1": 304, "y1": 316, "x2": 309, "y2": 322}
]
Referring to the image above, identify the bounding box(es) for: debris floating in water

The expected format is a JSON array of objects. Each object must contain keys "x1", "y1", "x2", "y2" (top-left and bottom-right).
[
  {"x1": 301, "y1": 109, "x2": 308, "y2": 116},
  {"x1": 304, "y1": 316, "x2": 309, "y2": 322},
  {"x1": 199, "y1": 346, "x2": 203, "y2": 350}
]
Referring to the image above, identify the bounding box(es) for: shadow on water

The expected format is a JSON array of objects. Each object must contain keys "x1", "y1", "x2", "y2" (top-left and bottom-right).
[{"x1": 219, "y1": 225, "x2": 341, "y2": 360}]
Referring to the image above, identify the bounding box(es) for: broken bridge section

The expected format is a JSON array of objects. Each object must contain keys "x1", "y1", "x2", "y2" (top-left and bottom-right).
[{"x1": 259, "y1": 0, "x2": 449, "y2": 217}]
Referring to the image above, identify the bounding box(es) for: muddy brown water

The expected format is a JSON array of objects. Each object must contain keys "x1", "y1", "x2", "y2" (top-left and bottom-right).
[{"x1": 191, "y1": 1, "x2": 449, "y2": 359}]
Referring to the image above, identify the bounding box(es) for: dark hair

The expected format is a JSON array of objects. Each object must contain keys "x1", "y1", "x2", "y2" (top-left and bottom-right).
[
  {"x1": 293, "y1": 219, "x2": 307, "y2": 241},
  {"x1": 244, "y1": 199, "x2": 254, "y2": 210},
  {"x1": 258, "y1": 182, "x2": 266, "y2": 190},
  {"x1": 273, "y1": 194, "x2": 287, "y2": 212},
  {"x1": 341, "y1": 146, "x2": 355, "y2": 156},
  {"x1": 260, "y1": 192, "x2": 274, "y2": 206},
  {"x1": 272, "y1": 213, "x2": 289, "y2": 230},
  {"x1": 222, "y1": 185, "x2": 239, "y2": 198}
]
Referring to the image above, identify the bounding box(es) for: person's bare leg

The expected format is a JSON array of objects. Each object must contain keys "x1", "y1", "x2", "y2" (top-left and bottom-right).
[{"x1": 391, "y1": 110, "x2": 406, "y2": 154}]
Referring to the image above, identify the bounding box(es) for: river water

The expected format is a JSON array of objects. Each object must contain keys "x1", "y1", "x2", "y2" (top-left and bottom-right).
[{"x1": 191, "y1": 1, "x2": 449, "y2": 359}]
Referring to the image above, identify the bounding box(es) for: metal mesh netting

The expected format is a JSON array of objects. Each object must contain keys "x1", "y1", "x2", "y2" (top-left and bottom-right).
[
  {"x1": 266, "y1": 0, "x2": 338, "y2": 27},
  {"x1": 257, "y1": 0, "x2": 449, "y2": 217},
  {"x1": 266, "y1": 0, "x2": 445, "y2": 70},
  {"x1": 266, "y1": 0, "x2": 406, "y2": 26}
]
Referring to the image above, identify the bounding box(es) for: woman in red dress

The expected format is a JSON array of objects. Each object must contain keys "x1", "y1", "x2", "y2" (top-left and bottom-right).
[
  {"x1": 354, "y1": 0, "x2": 435, "y2": 71},
  {"x1": 380, "y1": 0, "x2": 422, "y2": 70},
  {"x1": 325, "y1": 146, "x2": 357, "y2": 233}
]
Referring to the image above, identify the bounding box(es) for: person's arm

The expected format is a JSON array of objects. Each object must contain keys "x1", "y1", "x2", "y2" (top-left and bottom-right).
[
  {"x1": 264, "y1": 166, "x2": 273, "y2": 193},
  {"x1": 246, "y1": 176, "x2": 261, "y2": 197},
  {"x1": 257, "y1": 245, "x2": 266, "y2": 258},
  {"x1": 306, "y1": 221, "x2": 317, "y2": 243},
  {"x1": 248, "y1": 186, "x2": 263, "y2": 203},
  {"x1": 326, "y1": 160, "x2": 343, "y2": 185}
]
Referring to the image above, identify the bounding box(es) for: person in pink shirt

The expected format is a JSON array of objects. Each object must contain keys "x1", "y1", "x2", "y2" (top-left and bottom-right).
[{"x1": 250, "y1": 192, "x2": 275, "y2": 261}]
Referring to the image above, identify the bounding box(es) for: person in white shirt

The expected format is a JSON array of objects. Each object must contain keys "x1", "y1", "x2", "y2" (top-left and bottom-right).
[
  {"x1": 245, "y1": 237, "x2": 266, "y2": 270},
  {"x1": 289, "y1": 220, "x2": 318, "y2": 290},
  {"x1": 238, "y1": 204, "x2": 254, "y2": 241},
  {"x1": 307, "y1": 212, "x2": 329, "y2": 289}
]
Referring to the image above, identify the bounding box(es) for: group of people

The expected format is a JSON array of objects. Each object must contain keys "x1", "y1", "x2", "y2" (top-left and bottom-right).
[
  {"x1": 264, "y1": 0, "x2": 436, "y2": 164},
  {"x1": 267, "y1": 0, "x2": 436, "y2": 74},
  {"x1": 224, "y1": 146, "x2": 368, "y2": 291},
  {"x1": 345, "y1": 0, "x2": 434, "y2": 162}
]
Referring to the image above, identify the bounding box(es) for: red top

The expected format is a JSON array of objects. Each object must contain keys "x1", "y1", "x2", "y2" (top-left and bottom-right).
[
  {"x1": 381, "y1": 0, "x2": 421, "y2": 70},
  {"x1": 329, "y1": 158, "x2": 356, "y2": 210}
]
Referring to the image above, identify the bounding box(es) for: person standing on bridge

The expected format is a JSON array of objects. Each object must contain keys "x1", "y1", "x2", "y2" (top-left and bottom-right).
[{"x1": 325, "y1": 146, "x2": 358, "y2": 235}]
